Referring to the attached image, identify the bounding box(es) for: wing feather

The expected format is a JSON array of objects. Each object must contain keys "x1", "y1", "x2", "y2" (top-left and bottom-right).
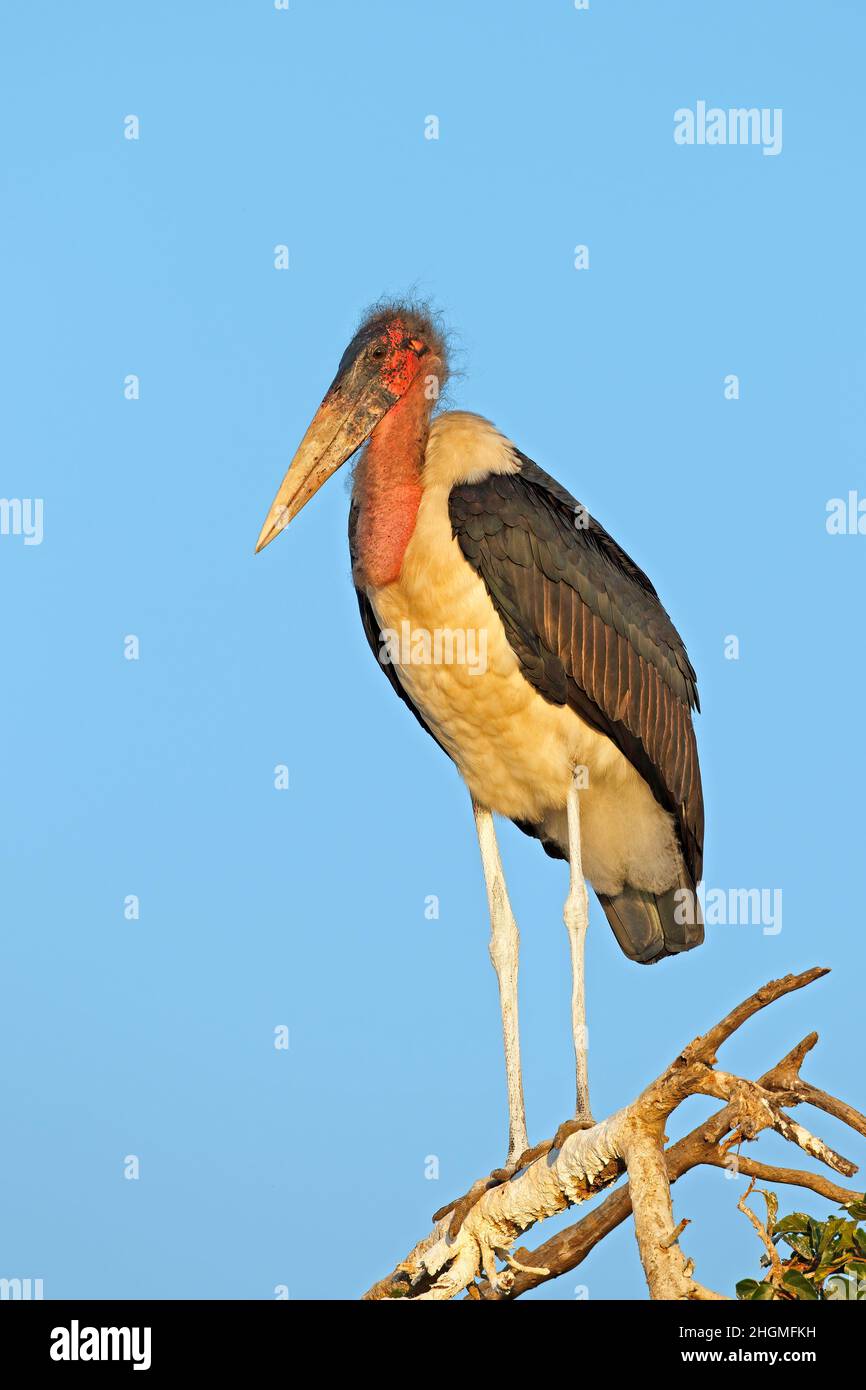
[{"x1": 449, "y1": 454, "x2": 703, "y2": 882}]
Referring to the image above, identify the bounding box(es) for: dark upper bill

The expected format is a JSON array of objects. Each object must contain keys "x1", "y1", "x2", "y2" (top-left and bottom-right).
[{"x1": 254, "y1": 317, "x2": 431, "y2": 554}]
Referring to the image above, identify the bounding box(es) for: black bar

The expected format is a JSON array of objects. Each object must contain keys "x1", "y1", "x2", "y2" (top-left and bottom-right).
[{"x1": 0, "y1": 1296, "x2": 856, "y2": 1375}]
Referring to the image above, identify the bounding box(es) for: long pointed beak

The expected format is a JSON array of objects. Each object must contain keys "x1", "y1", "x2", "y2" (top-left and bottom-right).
[{"x1": 255, "y1": 375, "x2": 395, "y2": 554}]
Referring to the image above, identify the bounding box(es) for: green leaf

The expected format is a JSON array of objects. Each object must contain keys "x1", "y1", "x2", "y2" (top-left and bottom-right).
[
  {"x1": 750, "y1": 1280, "x2": 777, "y2": 1300},
  {"x1": 779, "y1": 1232, "x2": 815, "y2": 1261},
  {"x1": 815, "y1": 1258, "x2": 851, "y2": 1282},
  {"x1": 755, "y1": 1187, "x2": 779, "y2": 1234},
  {"x1": 773, "y1": 1213, "x2": 811, "y2": 1237},
  {"x1": 737, "y1": 1278, "x2": 777, "y2": 1300},
  {"x1": 817, "y1": 1217, "x2": 844, "y2": 1258},
  {"x1": 836, "y1": 1220, "x2": 857, "y2": 1253},
  {"x1": 845, "y1": 1200, "x2": 866, "y2": 1222},
  {"x1": 782, "y1": 1269, "x2": 819, "y2": 1300}
]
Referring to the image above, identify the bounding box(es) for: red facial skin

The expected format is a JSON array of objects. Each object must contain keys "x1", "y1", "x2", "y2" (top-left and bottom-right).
[
  {"x1": 353, "y1": 322, "x2": 434, "y2": 589},
  {"x1": 379, "y1": 319, "x2": 427, "y2": 399}
]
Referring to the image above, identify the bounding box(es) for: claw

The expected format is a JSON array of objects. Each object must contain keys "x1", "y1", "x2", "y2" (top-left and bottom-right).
[
  {"x1": 432, "y1": 1117, "x2": 598, "y2": 1240},
  {"x1": 432, "y1": 1123, "x2": 598, "y2": 1236},
  {"x1": 552, "y1": 1115, "x2": 596, "y2": 1151},
  {"x1": 432, "y1": 1137, "x2": 559, "y2": 1238}
]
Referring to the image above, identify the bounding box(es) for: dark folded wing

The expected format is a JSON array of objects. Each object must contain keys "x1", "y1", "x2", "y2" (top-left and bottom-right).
[{"x1": 448, "y1": 453, "x2": 704, "y2": 882}]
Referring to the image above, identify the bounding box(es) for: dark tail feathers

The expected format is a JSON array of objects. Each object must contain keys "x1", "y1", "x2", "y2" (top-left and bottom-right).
[{"x1": 597, "y1": 881, "x2": 703, "y2": 964}]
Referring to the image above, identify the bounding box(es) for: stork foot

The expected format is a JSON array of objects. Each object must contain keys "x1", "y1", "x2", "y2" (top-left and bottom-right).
[
  {"x1": 430, "y1": 1115, "x2": 599, "y2": 1240},
  {"x1": 432, "y1": 1138, "x2": 556, "y2": 1238},
  {"x1": 551, "y1": 1114, "x2": 596, "y2": 1151}
]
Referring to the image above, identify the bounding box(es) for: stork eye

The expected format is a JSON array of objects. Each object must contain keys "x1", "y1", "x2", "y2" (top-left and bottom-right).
[{"x1": 371, "y1": 344, "x2": 386, "y2": 360}]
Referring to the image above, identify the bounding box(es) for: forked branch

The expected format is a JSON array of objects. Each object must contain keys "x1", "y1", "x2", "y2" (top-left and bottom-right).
[{"x1": 363, "y1": 967, "x2": 864, "y2": 1301}]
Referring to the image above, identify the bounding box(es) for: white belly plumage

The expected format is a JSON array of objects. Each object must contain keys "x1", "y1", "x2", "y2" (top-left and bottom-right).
[{"x1": 367, "y1": 467, "x2": 681, "y2": 899}]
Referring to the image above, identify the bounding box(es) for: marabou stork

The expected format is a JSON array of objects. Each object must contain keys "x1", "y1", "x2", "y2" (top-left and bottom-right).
[{"x1": 256, "y1": 302, "x2": 704, "y2": 1165}]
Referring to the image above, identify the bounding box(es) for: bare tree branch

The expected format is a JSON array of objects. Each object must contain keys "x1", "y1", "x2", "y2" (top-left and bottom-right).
[
  {"x1": 737, "y1": 1178, "x2": 784, "y2": 1280},
  {"x1": 363, "y1": 967, "x2": 863, "y2": 1302},
  {"x1": 703, "y1": 1153, "x2": 857, "y2": 1206},
  {"x1": 620, "y1": 1120, "x2": 724, "y2": 1300}
]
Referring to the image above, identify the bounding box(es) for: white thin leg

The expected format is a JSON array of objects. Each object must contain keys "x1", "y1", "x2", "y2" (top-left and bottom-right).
[
  {"x1": 472, "y1": 799, "x2": 529, "y2": 1165},
  {"x1": 565, "y1": 776, "x2": 594, "y2": 1125}
]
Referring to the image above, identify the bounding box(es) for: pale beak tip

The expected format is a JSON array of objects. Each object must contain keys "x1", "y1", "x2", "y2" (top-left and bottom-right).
[{"x1": 254, "y1": 514, "x2": 281, "y2": 555}]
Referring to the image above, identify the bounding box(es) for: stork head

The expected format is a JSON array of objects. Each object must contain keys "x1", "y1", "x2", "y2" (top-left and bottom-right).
[{"x1": 255, "y1": 302, "x2": 447, "y2": 553}]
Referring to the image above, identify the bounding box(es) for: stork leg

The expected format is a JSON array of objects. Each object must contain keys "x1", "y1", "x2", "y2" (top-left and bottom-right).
[
  {"x1": 472, "y1": 799, "x2": 529, "y2": 1166},
  {"x1": 563, "y1": 773, "x2": 594, "y2": 1128}
]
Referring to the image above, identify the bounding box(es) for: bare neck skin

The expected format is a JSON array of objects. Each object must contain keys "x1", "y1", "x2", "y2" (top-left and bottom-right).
[{"x1": 351, "y1": 373, "x2": 434, "y2": 590}]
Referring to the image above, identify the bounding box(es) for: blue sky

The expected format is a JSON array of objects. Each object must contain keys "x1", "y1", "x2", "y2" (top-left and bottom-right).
[{"x1": 1, "y1": 0, "x2": 863, "y2": 1301}]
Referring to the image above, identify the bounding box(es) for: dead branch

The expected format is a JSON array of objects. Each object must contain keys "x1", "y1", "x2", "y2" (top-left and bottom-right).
[
  {"x1": 363, "y1": 967, "x2": 863, "y2": 1301},
  {"x1": 737, "y1": 1179, "x2": 784, "y2": 1281}
]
